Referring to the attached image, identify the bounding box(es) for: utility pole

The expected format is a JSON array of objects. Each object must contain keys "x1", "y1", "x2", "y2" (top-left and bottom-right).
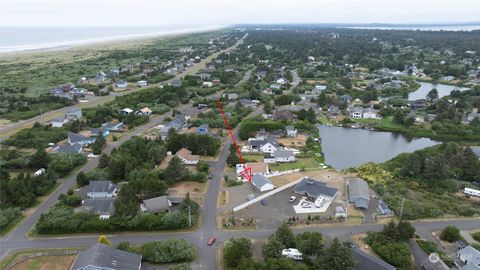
[{"x1": 399, "y1": 198, "x2": 405, "y2": 220}]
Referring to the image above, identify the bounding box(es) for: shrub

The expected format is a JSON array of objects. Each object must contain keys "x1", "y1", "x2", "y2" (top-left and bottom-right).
[
  {"x1": 141, "y1": 239, "x2": 195, "y2": 263},
  {"x1": 440, "y1": 226, "x2": 461, "y2": 242},
  {"x1": 0, "y1": 207, "x2": 23, "y2": 232},
  {"x1": 472, "y1": 232, "x2": 480, "y2": 242}
]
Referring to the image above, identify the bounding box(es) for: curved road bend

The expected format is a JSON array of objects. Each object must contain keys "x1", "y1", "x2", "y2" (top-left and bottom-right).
[{"x1": 0, "y1": 33, "x2": 248, "y2": 141}]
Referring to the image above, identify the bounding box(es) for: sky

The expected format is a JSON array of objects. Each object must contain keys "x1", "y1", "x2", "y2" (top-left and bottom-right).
[{"x1": 1, "y1": 0, "x2": 480, "y2": 27}]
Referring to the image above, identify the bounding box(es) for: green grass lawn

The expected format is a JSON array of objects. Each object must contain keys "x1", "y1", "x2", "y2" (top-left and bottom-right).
[
  {"x1": 271, "y1": 157, "x2": 319, "y2": 171},
  {"x1": 243, "y1": 154, "x2": 264, "y2": 162}
]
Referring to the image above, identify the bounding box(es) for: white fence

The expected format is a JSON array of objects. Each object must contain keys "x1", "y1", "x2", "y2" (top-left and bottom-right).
[{"x1": 267, "y1": 169, "x2": 300, "y2": 178}]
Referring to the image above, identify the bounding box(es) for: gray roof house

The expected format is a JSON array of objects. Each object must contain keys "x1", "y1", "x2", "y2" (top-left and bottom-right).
[
  {"x1": 351, "y1": 248, "x2": 396, "y2": 270},
  {"x1": 327, "y1": 105, "x2": 340, "y2": 117},
  {"x1": 86, "y1": 181, "x2": 117, "y2": 198},
  {"x1": 165, "y1": 115, "x2": 187, "y2": 130},
  {"x1": 140, "y1": 196, "x2": 172, "y2": 213},
  {"x1": 348, "y1": 178, "x2": 370, "y2": 209},
  {"x1": 54, "y1": 143, "x2": 82, "y2": 154},
  {"x1": 70, "y1": 243, "x2": 142, "y2": 270},
  {"x1": 252, "y1": 173, "x2": 275, "y2": 192},
  {"x1": 285, "y1": 125, "x2": 297, "y2": 137},
  {"x1": 239, "y1": 99, "x2": 256, "y2": 107},
  {"x1": 102, "y1": 122, "x2": 124, "y2": 132},
  {"x1": 294, "y1": 178, "x2": 338, "y2": 199},
  {"x1": 65, "y1": 108, "x2": 83, "y2": 120},
  {"x1": 82, "y1": 198, "x2": 115, "y2": 219},
  {"x1": 274, "y1": 149, "x2": 296, "y2": 163},
  {"x1": 458, "y1": 246, "x2": 480, "y2": 270},
  {"x1": 377, "y1": 200, "x2": 393, "y2": 216},
  {"x1": 68, "y1": 132, "x2": 96, "y2": 146}
]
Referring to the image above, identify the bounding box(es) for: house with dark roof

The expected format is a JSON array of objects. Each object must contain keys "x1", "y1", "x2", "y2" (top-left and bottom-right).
[
  {"x1": 273, "y1": 110, "x2": 296, "y2": 121},
  {"x1": 70, "y1": 243, "x2": 142, "y2": 270},
  {"x1": 348, "y1": 178, "x2": 370, "y2": 209},
  {"x1": 377, "y1": 200, "x2": 393, "y2": 216},
  {"x1": 54, "y1": 144, "x2": 82, "y2": 154},
  {"x1": 239, "y1": 99, "x2": 256, "y2": 107},
  {"x1": 351, "y1": 248, "x2": 396, "y2": 270},
  {"x1": 327, "y1": 105, "x2": 340, "y2": 118},
  {"x1": 140, "y1": 196, "x2": 172, "y2": 213},
  {"x1": 252, "y1": 173, "x2": 275, "y2": 192},
  {"x1": 102, "y1": 122, "x2": 124, "y2": 132},
  {"x1": 81, "y1": 198, "x2": 115, "y2": 219},
  {"x1": 248, "y1": 137, "x2": 278, "y2": 154},
  {"x1": 68, "y1": 132, "x2": 96, "y2": 146},
  {"x1": 65, "y1": 108, "x2": 83, "y2": 120},
  {"x1": 294, "y1": 178, "x2": 338, "y2": 200},
  {"x1": 86, "y1": 181, "x2": 117, "y2": 198}
]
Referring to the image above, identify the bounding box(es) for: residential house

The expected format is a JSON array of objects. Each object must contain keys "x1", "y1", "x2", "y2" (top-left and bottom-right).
[
  {"x1": 263, "y1": 87, "x2": 274, "y2": 95},
  {"x1": 115, "y1": 80, "x2": 128, "y2": 88},
  {"x1": 362, "y1": 107, "x2": 380, "y2": 119},
  {"x1": 81, "y1": 198, "x2": 115, "y2": 219},
  {"x1": 251, "y1": 173, "x2": 275, "y2": 192},
  {"x1": 165, "y1": 115, "x2": 187, "y2": 131},
  {"x1": 248, "y1": 137, "x2": 278, "y2": 154},
  {"x1": 467, "y1": 112, "x2": 480, "y2": 122},
  {"x1": 224, "y1": 93, "x2": 238, "y2": 100},
  {"x1": 202, "y1": 81, "x2": 213, "y2": 88},
  {"x1": 78, "y1": 77, "x2": 88, "y2": 84},
  {"x1": 257, "y1": 129, "x2": 284, "y2": 139},
  {"x1": 212, "y1": 79, "x2": 221, "y2": 85},
  {"x1": 313, "y1": 85, "x2": 327, "y2": 94},
  {"x1": 236, "y1": 162, "x2": 269, "y2": 176},
  {"x1": 457, "y1": 245, "x2": 480, "y2": 270},
  {"x1": 137, "y1": 80, "x2": 148, "y2": 87},
  {"x1": 54, "y1": 144, "x2": 82, "y2": 154},
  {"x1": 257, "y1": 70, "x2": 267, "y2": 79},
  {"x1": 140, "y1": 196, "x2": 172, "y2": 213},
  {"x1": 276, "y1": 77, "x2": 288, "y2": 84},
  {"x1": 49, "y1": 117, "x2": 69, "y2": 127},
  {"x1": 95, "y1": 71, "x2": 107, "y2": 83},
  {"x1": 176, "y1": 148, "x2": 200, "y2": 165},
  {"x1": 270, "y1": 83, "x2": 282, "y2": 90},
  {"x1": 70, "y1": 243, "x2": 142, "y2": 270},
  {"x1": 285, "y1": 125, "x2": 297, "y2": 137},
  {"x1": 68, "y1": 132, "x2": 96, "y2": 146},
  {"x1": 274, "y1": 149, "x2": 296, "y2": 163},
  {"x1": 65, "y1": 108, "x2": 82, "y2": 120},
  {"x1": 197, "y1": 124, "x2": 209, "y2": 135},
  {"x1": 102, "y1": 122, "x2": 124, "y2": 132},
  {"x1": 350, "y1": 107, "x2": 363, "y2": 119},
  {"x1": 273, "y1": 110, "x2": 296, "y2": 121},
  {"x1": 327, "y1": 105, "x2": 340, "y2": 118},
  {"x1": 294, "y1": 178, "x2": 338, "y2": 208},
  {"x1": 109, "y1": 68, "x2": 120, "y2": 76},
  {"x1": 440, "y1": 75, "x2": 455, "y2": 81},
  {"x1": 411, "y1": 100, "x2": 427, "y2": 110},
  {"x1": 86, "y1": 181, "x2": 117, "y2": 198},
  {"x1": 351, "y1": 248, "x2": 396, "y2": 270},
  {"x1": 340, "y1": 95, "x2": 352, "y2": 104},
  {"x1": 263, "y1": 153, "x2": 275, "y2": 164},
  {"x1": 119, "y1": 108, "x2": 134, "y2": 115},
  {"x1": 239, "y1": 99, "x2": 256, "y2": 107},
  {"x1": 139, "y1": 107, "x2": 152, "y2": 116},
  {"x1": 348, "y1": 178, "x2": 370, "y2": 209}
]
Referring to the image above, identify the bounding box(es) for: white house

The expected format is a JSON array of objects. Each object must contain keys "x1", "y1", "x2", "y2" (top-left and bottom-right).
[
  {"x1": 176, "y1": 148, "x2": 200, "y2": 165},
  {"x1": 362, "y1": 107, "x2": 380, "y2": 119},
  {"x1": 350, "y1": 107, "x2": 363, "y2": 119},
  {"x1": 276, "y1": 77, "x2": 288, "y2": 84},
  {"x1": 49, "y1": 117, "x2": 70, "y2": 128},
  {"x1": 137, "y1": 80, "x2": 148, "y2": 87},
  {"x1": 139, "y1": 107, "x2": 152, "y2": 116},
  {"x1": 274, "y1": 150, "x2": 296, "y2": 163},
  {"x1": 202, "y1": 81, "x2": 213, "y2": 88},
  {"x1": 248, "y1": 137, "x2": 278, "y2": 154},
  {"x1": 115, "y1": 80, "x2": 128, "y2": 88},
  {"x1": 252, "y1": 174, "x2": 275, "y2": 192},
  {"x1": 119, "y1": 108, "x2": 134, "y2": 115},
  {"x1": 282, "y1": 249, "x2": 303, "y2": 261},
  {"x1": 464, "y1": 187, "x2": 480, "y2": 197},
  {"x1": 285, "y1": 125, "x2": 297, "y2": 137}
]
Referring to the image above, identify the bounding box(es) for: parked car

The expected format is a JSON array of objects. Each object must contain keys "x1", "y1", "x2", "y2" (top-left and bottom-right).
[
  {"x1": 301, "y1": 202, "x2": 311, "y2": 208},
  {"x1": 288, "y1": 196, "x2": 297, "y2": 203},
  {"x1": 87, "y1": 153, "x2": 98, "y2": 158},
  {"x1": 207, "y1": 236, "x2": 216, "y2": 246},
  {"x1": 261, "y1": 199, "x2": 267, "y2": 205},
  {"x1": 208, "y1": 174, "x2": 213, "y2": 180},
  {"x1": 34, "y1": 168, "x2": 46, "y2": 176}
]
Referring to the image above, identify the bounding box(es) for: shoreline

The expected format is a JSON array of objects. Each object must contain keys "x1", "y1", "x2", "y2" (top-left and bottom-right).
[{"x1": 0, "y1": 25, "x2": 227, "y2": 56}]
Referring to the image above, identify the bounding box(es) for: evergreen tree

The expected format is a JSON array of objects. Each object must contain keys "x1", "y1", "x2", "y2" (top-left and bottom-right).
[
  {"x1": 30, "y1": 148, "x2": 50, "y2": 169},
  {"x1": 275, "y1": 222, "x2": 295, "y2": 248},
  {"x1": 164, "y1": 156, "x2": 188, "y2": 183},
  {"x1": 262, "y1": 236, "x2": 284, "y2": 259}
]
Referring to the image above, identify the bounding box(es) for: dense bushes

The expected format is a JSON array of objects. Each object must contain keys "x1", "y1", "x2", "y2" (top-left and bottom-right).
[
  {"x1": 166, "y1": 132, "x2": 221, "y2": 156},
  {"x1": 0, "y1": 208, "x2": 23, "y2": 233},
  {"x1": 239, "y1": 118, "x2": 285, "y2": 140},
  {"x1": 141, "y1": 239, "x2": 195, "y2": 263},
  {"x1": 2, "y1": 123, "x2": 67, "y2": 148},
  {"x1": 365, "y1": 221, "x2": 415, "y2": 269},
  {"x1": 440, "y1": 226, "x2": 461, "y2": 242},
  {"x1": 49, "y1": 153, "x2": 87, "y2": 177}
]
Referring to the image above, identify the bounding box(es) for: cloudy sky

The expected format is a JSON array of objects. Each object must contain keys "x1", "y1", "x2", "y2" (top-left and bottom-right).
[{"x1": 1, "y1": 0, "x2": 479, "y2": 27}]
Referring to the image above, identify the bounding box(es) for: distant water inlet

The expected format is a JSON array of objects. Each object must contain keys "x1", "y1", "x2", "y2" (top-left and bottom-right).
[
  {"x1": 408, "y1": 82, "x2": 470, "y2": 101},
  {"x1": 318, "y1": 125, "x2": 439, "y2": 170}
]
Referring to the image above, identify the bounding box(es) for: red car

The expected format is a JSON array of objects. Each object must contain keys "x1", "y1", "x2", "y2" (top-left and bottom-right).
[{"x1": 207, "y1": 236, "x2": 216, "y2": 246}]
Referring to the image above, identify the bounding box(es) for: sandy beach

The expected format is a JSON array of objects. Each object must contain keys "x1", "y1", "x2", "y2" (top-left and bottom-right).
[{"x1": 0, "y1": 25, "x2": 226, "y2": 56}]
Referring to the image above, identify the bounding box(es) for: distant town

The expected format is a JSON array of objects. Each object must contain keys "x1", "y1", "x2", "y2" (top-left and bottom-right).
[{"x1": 1, "y1": 25, "x2": 480, "y2": 270}]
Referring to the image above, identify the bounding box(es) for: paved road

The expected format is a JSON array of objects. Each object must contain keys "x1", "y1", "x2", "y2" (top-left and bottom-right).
[{"x1": 0, "y1": 33, "x2": 248, "y2": 141}]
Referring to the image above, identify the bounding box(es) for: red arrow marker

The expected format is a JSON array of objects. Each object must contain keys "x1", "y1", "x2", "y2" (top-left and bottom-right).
[{"x1": 217, "y1": 99, "x2": 252, "y2": 182}]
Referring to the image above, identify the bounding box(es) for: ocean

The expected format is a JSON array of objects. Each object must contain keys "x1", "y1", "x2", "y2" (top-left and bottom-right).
[{"x1": 0, "y1": 25, "x2": 224, "y2": 54}]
